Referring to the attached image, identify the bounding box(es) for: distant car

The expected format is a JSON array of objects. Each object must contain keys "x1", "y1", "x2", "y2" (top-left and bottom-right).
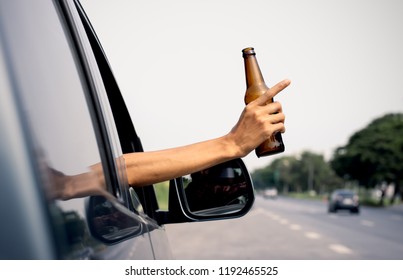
[
  {"x1": 328, "y1": 189, "x2": 360, "y2": 214},
  {"x1": 263, "y1": 188, "x2": 278, "y2": 199}
]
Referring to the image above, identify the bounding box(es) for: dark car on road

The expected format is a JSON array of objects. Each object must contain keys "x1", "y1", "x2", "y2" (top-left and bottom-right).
[
  {"x1": 0, "y1": 0, "x2": 255, "y2": 259},
  {"x1": 328, "y1": 189, "x2": 360, "y2": 214}
]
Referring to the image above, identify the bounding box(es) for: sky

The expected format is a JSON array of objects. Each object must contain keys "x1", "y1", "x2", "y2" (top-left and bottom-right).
[{"x1": 81, "y1": 0, "x2": 403, "y2": 172}]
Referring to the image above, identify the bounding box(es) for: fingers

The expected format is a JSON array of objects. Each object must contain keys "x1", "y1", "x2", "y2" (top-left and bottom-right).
[
  {"x1": 270, "y1": 122, "x2": 286, "y2": 134},
  {"x1": 254, "y1": 79, "x2": 291, "y2": 106},
  {"x1": 267, "y1": 109, "x2": 285, "y2": 124},
  {"x1": 266, "y1": 101, "x2": 283, "y2": 115},
  {"x1": 263, "y1": 103, "x2": 286, "y2": 134}
]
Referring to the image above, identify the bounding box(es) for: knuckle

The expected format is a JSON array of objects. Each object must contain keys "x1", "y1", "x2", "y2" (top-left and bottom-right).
[{"x1": 244, "y1": 104, "x2": 257, "y2": 117}]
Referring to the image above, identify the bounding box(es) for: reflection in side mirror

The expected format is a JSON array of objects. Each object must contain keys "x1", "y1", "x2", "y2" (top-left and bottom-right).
[{"x1": 180, "y1": 158, "x2": 254, "y2": 218}]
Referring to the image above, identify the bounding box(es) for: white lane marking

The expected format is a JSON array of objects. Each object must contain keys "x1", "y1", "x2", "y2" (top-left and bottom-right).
[
  {"x1": 251, "y1": 207, "x2": 356, "y2": 256},
  {"x1": 289, "y1": 224, "x2": 301, "y2": 231},
  {"x1": 329, "y1": 244, "x2": 353, "y2": 255},
  {"x1": 251, "y1": 208, "x2": 305, "y2": 232},
  {"x1": 360, "y1": 220, "x2": 375, "y2": 227},
  {"x1": 249, "y1": 208, "x2": 291, "y2": 224},
  {"x1": 305, "y1": 231, "x2": 321, "y2": 240},
  {"x1": 248, "y1": 208, "x2": 267, "y2": 217}
]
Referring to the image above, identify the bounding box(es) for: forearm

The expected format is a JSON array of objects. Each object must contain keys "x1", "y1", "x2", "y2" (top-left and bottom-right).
[{"x1": 123, "y1": 134, "x2": 240, "y2": 187}]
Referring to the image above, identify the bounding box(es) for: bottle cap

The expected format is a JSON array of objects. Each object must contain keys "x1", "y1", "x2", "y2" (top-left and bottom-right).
[{"x1": 242, "y1": 47, "x2": 256, "y2": 57}]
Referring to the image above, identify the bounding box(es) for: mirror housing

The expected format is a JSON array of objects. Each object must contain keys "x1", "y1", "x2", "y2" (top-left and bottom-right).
[
  {"x1": 86, "y1": 195, "x2": 146, "y2": 244},
  {"x1": 158, "y1": 158, "x2": 255, "y2": 224}
]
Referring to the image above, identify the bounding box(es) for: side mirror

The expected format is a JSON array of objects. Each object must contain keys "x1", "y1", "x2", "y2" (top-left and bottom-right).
[{"x1": 167, "y1": 158, "x2": 255, "y2": 222}]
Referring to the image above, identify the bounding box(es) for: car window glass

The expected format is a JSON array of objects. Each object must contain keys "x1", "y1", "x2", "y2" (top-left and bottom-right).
[{"x1": 5, "y1": 2, "x2": 103, "y2": 198}]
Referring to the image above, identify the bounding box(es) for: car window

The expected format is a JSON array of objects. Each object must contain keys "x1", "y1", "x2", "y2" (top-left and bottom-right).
[{"x1": 3, "y1": 1, "x2": 110, "y2": 197}]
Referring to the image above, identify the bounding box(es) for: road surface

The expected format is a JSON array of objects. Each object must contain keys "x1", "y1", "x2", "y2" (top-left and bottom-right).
[{"x1": 165, "y1": 195, "x2": 403, "y2": 259}]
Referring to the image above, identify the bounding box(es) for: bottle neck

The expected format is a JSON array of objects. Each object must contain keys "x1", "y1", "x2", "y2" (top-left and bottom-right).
[{"x1": 243, "y1": 50, "x2": 265, "y2": 88}]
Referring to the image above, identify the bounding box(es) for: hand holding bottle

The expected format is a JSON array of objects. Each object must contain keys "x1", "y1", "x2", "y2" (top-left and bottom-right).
[
  {"x1": 228, "y1": 78, "x2": 291, "y2": 158},
  {"x1": 242, "y1": 47, "x2": 289, "y2": 157}
]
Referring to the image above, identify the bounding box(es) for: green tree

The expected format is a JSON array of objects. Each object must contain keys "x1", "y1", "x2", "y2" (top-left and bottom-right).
[
  {"x1": 331, "y1": 113, "x2": 403, "y2": 202},
  {"x1": 270, "y1": 156, "x2": 300, "y2": 193},
  {"x1": 298, "y1": 151, "x2": 343, "y2": 194},
  {"x1": 252, "y1": 151, "x2": 342, "y2": 195}
]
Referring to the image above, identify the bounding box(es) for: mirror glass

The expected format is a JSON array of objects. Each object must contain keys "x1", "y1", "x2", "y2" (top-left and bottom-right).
[{"x1": 182, "y1": 159, "x2": 254, "y2": 216}]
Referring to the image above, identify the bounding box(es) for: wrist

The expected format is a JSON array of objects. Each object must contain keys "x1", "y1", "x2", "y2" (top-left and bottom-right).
[{"x1": 222, "y1": 132, "x2": 245, "y2": 159}]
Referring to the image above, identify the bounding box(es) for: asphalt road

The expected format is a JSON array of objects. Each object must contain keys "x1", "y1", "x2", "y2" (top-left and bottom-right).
[{"x1": 165, "y1": 195, "x2": 403, "y2": 259}]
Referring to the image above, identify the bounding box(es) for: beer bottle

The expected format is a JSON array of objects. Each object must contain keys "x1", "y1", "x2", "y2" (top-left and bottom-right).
[{"x1": 242, "y1": 47, "x2": 285, "y2": 157}]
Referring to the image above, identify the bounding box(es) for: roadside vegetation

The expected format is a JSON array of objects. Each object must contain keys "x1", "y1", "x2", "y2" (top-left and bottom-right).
[{"x1": 252, "y1": 113, "x2": 403, "y2": 208}]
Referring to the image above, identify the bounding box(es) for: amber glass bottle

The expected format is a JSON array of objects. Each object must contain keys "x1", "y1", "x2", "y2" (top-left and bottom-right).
[{"x1": 242, "y1": 47, "x2": 285, "y2": 157}]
